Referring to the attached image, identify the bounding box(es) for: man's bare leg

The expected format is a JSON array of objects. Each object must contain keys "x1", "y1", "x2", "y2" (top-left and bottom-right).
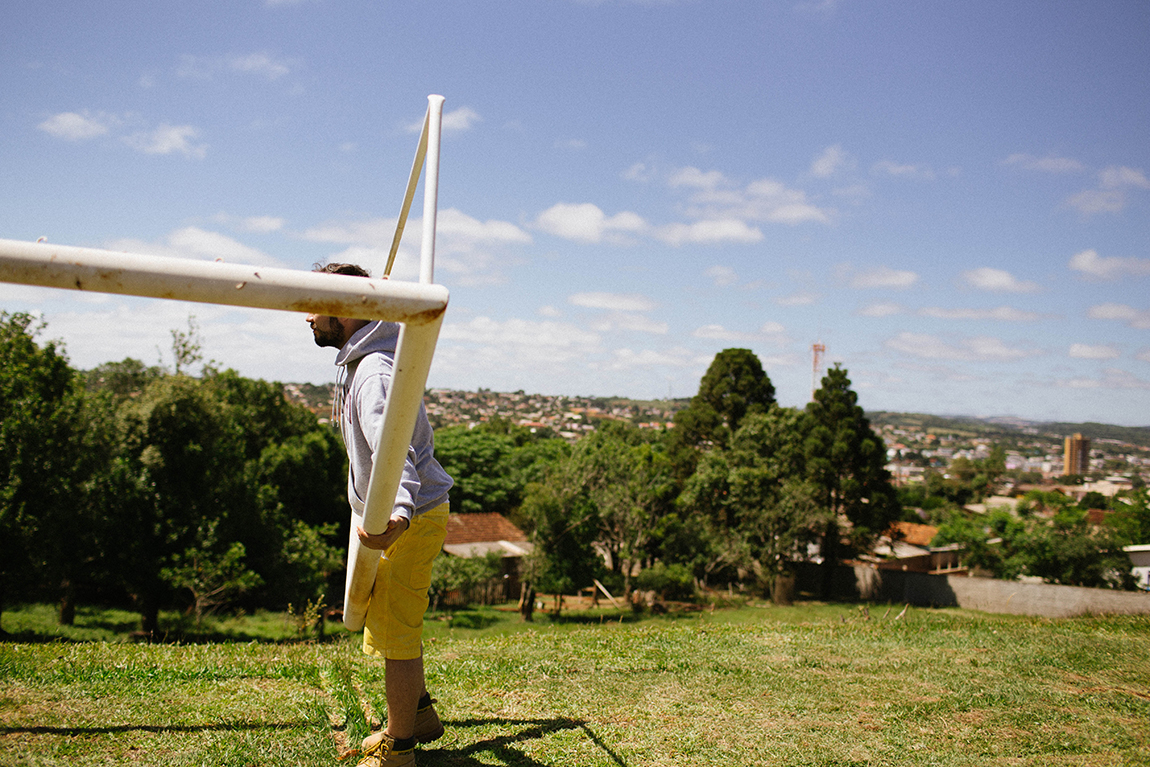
[{"x1": 384, "y1": 656, "x2": 424, "y2": 740}]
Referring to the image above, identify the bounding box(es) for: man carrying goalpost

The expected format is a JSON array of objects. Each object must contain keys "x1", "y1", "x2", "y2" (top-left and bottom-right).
[{"x1": 307, "y1": 262, "x2": 454, "y2": 767}]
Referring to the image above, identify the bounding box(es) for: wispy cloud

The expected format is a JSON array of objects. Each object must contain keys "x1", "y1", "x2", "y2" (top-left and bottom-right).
[
  {"x1": 872, "y1": 159, "x2": 935, "y2": 180},
  {"x1": 535, "y1": 203, "x2": 646, "y2": 244},
  {"x1": 857, "y1": 302, "x2": 903, "y2": 317},
  {"x1": 850, "y1": 266, "x2": 919, "y2": 289},
  {"x1": 774, "y1": 291, "x2": 819, "y2": 306},
  {"x1": 654, "y1": 219, "x2": 762, "y2": 245},
  {"x1": 409, "y1": 106, "x2": 482, "y2": 134},
  {"x1": 885, "y1": 332, "x2": 1041, "y2": 362},
  {"x1": 37, "y1": 111, "x2": 112, "y2": 141},
  {"x1": 810, "y1": 144, "x2": 850, "y2": 178},
  {"x1": 303, "y1": 208, "x2": 531, "y2": 284},
  {"x1": 1068, "y1": 248, "x2": 1150, "y2": 280},
  {"x1": 1056, "y1": 368, "x2": 1150, "y2": 390},
  {"x1": 124, "y1": 124, "x2": 208, "y2": 158},
  {"x1": 670, "y1": 166, "x2": 834, "y2": 226},
  {"x1": 919, "y1": 306, "x2": 1043, "y2": 322},
  {"x1": 705, "y1": 265, "x2": 738, "y2": 287},
  {"x1": 569, "y1": 292, "x2": 656, "y2": 312},
  {"x1": 177, "y1": 52, "x2": 294, "y2": 81},
  {"x1": 106, "y1": 226, "x2": 281, "y2": 266},
  {"x1": 1002, "y1": 153, "x2": 1086, "y2": 173},
  {"x1": 1069, "y1": 343, "x2": 1119, "y2": 360},
  {"x1": 1066, "y1": 165, "x2": 1150, "y2": 216},
  {"x1": 962, "y1": 267, "x2": 1040, "y2": 293},
  {"x1": 1087, "y1": 303, "x2": 1150, "y2": 329}
]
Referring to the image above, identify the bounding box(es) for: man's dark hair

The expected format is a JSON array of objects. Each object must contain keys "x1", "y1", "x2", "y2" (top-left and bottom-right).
[{"x1": 314, "y1": 262, "x2": 371, "y2": 278}]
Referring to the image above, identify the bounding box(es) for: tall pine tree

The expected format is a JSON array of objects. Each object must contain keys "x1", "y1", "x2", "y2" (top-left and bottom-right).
[{"x1": 804, "y1": 365, "x2": 897, "y2": 595}]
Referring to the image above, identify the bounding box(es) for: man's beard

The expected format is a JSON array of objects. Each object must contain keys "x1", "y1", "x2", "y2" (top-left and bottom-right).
[{"x1": 311, "y1": 317, "x2": 344, "y2": 348}]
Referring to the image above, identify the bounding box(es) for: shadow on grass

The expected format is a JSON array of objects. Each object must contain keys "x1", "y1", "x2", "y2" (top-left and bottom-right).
[
  {"x1": 418, "y1": 717, "x2": 627, "y2": 767},
  {"x1": 0, "y1": 722, "x2": 310, "y2": 736}
]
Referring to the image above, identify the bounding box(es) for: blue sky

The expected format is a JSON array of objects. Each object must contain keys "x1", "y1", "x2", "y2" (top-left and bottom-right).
[{"x1": 2, "y1": 0, "x2": 1149, "y2": 425}]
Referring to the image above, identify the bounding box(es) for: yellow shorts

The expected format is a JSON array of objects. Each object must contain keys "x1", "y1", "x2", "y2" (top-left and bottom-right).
[{"x1": 363, "y1": 503, "x2": 448, "y2": 660}]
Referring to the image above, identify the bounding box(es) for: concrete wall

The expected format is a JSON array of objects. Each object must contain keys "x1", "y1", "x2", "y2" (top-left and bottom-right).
[{"x1": 793, "y1": 561, "x2": 1150, "y2": 619}]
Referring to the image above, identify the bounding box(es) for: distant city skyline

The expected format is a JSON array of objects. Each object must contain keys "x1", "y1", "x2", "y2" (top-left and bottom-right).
[{"x1": 2, "y1": 1, "x2": 1148, "y2": 425}]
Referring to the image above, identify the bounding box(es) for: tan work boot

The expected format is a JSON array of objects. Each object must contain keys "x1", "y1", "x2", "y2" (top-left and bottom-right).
[
  {"x1": 413, "y1": 697, "x2": 444, "y2": 744},
  {"x1": 357, "y1": 732, "x2": 414, "y2": 767}
]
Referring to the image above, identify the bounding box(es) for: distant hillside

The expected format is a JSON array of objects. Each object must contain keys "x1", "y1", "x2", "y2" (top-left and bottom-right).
[{"x1": 866, "y1": 411, "x2": 1150, "y2": 450}]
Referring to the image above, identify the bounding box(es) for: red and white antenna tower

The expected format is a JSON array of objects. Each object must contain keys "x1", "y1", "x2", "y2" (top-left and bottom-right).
[{"x1": 811, "y1": 342, "x2": 826, "y2": 401}]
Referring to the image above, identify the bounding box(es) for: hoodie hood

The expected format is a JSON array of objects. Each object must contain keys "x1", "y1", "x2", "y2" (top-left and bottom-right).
[{"x1": 334, "y1": 320, "x2": 400, "y2": 368}]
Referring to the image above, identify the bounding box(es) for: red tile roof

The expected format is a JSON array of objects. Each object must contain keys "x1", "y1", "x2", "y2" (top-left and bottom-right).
[{"x1": 444, "y1": 513, "x2": 529, "y2": 546}]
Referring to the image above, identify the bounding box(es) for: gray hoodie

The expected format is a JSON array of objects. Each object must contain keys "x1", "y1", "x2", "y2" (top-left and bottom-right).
[{"x1": 335, "y1": 320, "x2": 453, "y2": 522}]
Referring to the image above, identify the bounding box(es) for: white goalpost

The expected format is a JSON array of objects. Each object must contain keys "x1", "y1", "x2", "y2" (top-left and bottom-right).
[{"x1": 0, "y1": 95, "x2": 449, "y2": 632}]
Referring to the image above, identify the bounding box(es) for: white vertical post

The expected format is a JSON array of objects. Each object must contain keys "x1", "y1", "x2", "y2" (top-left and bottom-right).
[{"x1": 420, "y1": 95, "x2": 445, "y2": 285}]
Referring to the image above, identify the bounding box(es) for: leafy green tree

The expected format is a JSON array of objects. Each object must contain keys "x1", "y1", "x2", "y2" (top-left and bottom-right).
[
  {"x1": 1107, "y1": 488, "x2": 1150, "y2": 545},
  {"x1": 113, "y1": 374, "x2": 249, "y2": 634},
  {"x1": 0, "y1": 313, "x2": 96, "y2": 629},
  {"x1": 804, "y1": 365, "x2": 898, "y2": 593},
  {"x1": 161, "y1": 520, "x2": 263, "y2": 625},
  {"x1": 1028, "y1": 508, "x2": 1134, "y2": 589},
  {"x1": 434, "y1": 425, "x2": 522, "y2": 515},
  {"x1": 678, "y1": 406, "x2": 819, "y2": 595}
]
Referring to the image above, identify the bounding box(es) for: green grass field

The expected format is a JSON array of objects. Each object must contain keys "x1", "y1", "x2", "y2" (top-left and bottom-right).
[{"x1": 2, "y1": 602, "x2": 1149, "y2": 766}]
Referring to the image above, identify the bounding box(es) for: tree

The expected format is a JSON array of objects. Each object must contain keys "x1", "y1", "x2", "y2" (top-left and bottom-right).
[
  {"x1": 113, "y1": 374, "x2": 249, "y2": 634},
  {"x1": 0, "y1": 313, "x2": 84, "y2": 630},
  {"x1": 804, "y1": 365, "x2": 898, "y2": 594},
  {"x1": 677, "y1": 406, "x2": 819, "y2": 596},
  {"x1": 669, "y1": 348, "x2": 776, "y2": 478}
]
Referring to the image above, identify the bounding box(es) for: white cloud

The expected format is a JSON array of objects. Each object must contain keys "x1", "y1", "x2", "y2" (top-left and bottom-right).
[
  {"x1": 850, "y1": 266, "x2": 919, "y2": 289},
  {"x1": 885, "y1": 332, "x2": 1040, "y2": 362},
  {"x1": 608, "y1": 347, "x2": 708, "y2": 370},
  {"x1": 38, "y1": 111, "x2": 111, "y2": 141},
  {"x1": 774, "y1": 291, "x2": 818, "y2": 306},
  {"x1": 535, "y1": 203, "x2": 646, "y2": 244},
  {"x1": 440, "y1": 316, "x2": 600, "y2": 366},
  {"x1": 555, "y1": 138, "x2": 587, "y2": 150},
  {"x1": 239, "y1": 216, "x2": 285, "y2": 233},
  {"x1": 672, "y1": 167, "x2": 834, "y2": 225},
  {"x1": 872, "y1": 160, "x2": 935, "y2": 180},
  {"x1": 622, "y1": 162, "x2": 654, "y2": 182},
  {"x1": 409, "y1": 106, "x2": 482, "y2": 134},
  {"x1": 106, "y1": 226, "x2": 282, "y2": 267},
  {"x1": 759, "y1": 321, "x2": 786, "y2": 336},
  {"x1": 592, "y1": 313, "x2": 668, "y2": 335},
  {"x1": 537, "y1": 305, "x2": 561, "y2": 318},
  {"x1": 569, "y1": 292, "x2": 656, "y2": 312},
  {"x1": 857, "y1": 302, "x2": 903, "y2": 317},
  {"x1": 1087, "y1": 303, "x2": 1150, "y2": 329},
  {"x1": 1100, "y1": 165, "x2": 1150, "y2": 190},
  {"x1": 230, "y1": 52, "x2": 291, "y2": 80},
  {"x1": 962, "y1": 267, "x2": 1040, "y2": 293},
  {"x1": 654, "y1": 219, "x2": 762, "y2": 246},
  {"x1": 1056, "y1": 368, "x2": 1150, "y2": 391},
  {"x1": 1068, "y1": 248, "x2": 1150, "y2": 280},
  {"x1": 668, "y1": 166, "x2": 726, "y2": 190},
  {"x1": 1067, "y1": 165, "x2": 1150, "y2": 216},
  {"x1": 1002, "y1": 153, "x2": 1086, "y2": 173},
  {"x1": 919, "y1": 306, "x2": 1043, "y2": 322},
  {"x1": 1069, "y1": 343, "x2": 1119, "y2": 360},
  {"x1": 693, "y1": 324, "x2": 752, "y2": 341},
  {"x1": 705, "y1": 265, "x2": 738, "y2": 287},
  {"x1": 124, "y1": 124, "x2": 207, "y2": 158},
  {"x1": 302, "y1": 208, "x2": 530, "y2": 284},
  {"x1": 810, "y1": 144, "x2": 849, "y2": 178}
]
